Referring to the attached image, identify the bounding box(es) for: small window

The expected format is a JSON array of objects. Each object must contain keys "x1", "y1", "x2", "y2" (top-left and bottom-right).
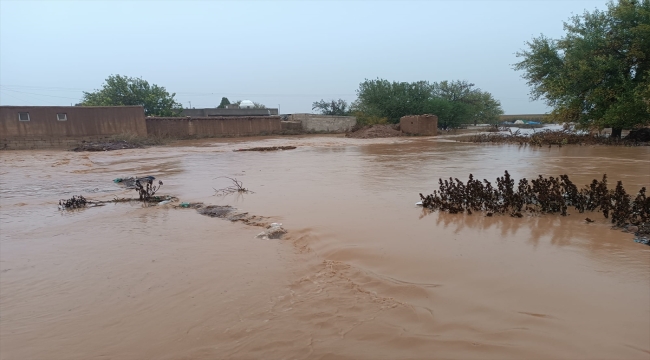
[
  {"x1": 18, "y1": 112, "x2": 30, "y2": 121},
  {"x1": 57, "y1": 113, "x2": 67, "y2": 121}
]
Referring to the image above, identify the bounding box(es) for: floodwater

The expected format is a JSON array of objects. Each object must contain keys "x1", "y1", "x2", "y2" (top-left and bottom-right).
[{"x1": 1, "y1": 135, "x2": 649, "y2": 360}]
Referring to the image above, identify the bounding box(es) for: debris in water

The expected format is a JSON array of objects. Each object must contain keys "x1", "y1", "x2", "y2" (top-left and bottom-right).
[
  {"x1": 585, "y1": 218, "x2": 594, "y2": 223},
  {"x1": 256, "y1": 223, "x2": 287, "y2": 240},
  {"x1": 197, "y1": 205, "x2": 272, "y2": 228},
  {"x1": 135, "y1": 176, "x2": 163, "y2": 201},
  {"x1": 213, "y1": 177, "x2": 253, "y2": 196},
  {"x1": 198, "y1": 205, "x2": 234, "y2": 218},
  {"x1": 59, "y1": 195, "x2": 87, "y2": 209},
  {"x1": 234, "y1": 146, "x2": 296, "y2": 152}
]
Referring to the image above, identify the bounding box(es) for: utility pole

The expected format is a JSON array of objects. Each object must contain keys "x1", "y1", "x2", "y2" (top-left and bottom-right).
[{"x1": 188, "y1": 101, "x2": 192, "y2": 109}]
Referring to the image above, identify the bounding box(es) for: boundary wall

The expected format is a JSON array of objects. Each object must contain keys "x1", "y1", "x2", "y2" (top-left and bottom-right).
[
  {"x1": 288, "y1": 114, "x2": 356, "y2": 132},
  {"x1": 145, "y1": 116, "x2": 282, "y2": 138},
  {"x1": 1, "y1": 106, "x2": 146, "y2": 150}
]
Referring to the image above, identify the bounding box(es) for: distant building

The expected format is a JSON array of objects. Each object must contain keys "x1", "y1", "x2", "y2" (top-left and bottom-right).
[{"x1": 180, "y1": 101, "x2": 278, "y2": 117}]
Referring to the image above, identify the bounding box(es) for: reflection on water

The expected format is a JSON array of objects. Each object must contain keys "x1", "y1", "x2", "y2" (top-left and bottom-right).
[{"x1": 1, "y1": 136, "x2": 649, "y2": 359}]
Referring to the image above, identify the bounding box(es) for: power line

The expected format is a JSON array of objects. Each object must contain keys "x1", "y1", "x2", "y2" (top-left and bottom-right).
[
  {"x1": 0, "y1": 90, "x2": 35, "y2": 105},
  {"x1": 0, "y1": 84, "x2": 87, "y2": 92},
  {"x1": 0, "y1": 88, "x2": 81, "y2": 100}
]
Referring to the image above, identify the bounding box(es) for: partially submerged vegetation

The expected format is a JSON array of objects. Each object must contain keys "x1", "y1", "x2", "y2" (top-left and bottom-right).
[
  {"x1": 467, "y1": 129, "x2": 650, "y2": 147},
  {"x1": 419, "y1": 172, "x2": 650, "y2": 244},
  {"x1": 59, "y1": 176, "x2": 169, "y2": 208}
]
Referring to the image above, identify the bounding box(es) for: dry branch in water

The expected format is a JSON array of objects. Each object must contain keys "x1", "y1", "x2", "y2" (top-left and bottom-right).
[{"x1": 213, "y1": 176, "x2": 254, "y2": 196}]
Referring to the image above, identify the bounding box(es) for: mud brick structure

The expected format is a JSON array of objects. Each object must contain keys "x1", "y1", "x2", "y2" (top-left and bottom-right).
[
  {"x1": 1, "y1": 106, "x2": 146, "y2": 149},
  {"x1": 400, "y1": 114, "x2": 438, "y2": 136}
]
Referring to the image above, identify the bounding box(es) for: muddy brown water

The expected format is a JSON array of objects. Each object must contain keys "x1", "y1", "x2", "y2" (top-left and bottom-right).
[{"x1": 1, "y1": 135, "x2": 649, "y2": 360}]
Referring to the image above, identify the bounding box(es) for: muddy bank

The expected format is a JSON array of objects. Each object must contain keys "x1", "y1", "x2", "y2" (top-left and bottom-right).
[
  {"x1": 72, "y1": 140, "x2": 143, "y2": 151},
  {"x1": 345, "y1": 124, "x2": 403, "y2": 138},
  {"x1": 1, "y1": 137, "x2": 649, "y2": 359}
]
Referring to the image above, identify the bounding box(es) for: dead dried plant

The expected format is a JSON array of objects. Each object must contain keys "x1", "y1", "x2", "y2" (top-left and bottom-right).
[{"x1": 213, "y1": 176, "x2": 254, "y2": 196}]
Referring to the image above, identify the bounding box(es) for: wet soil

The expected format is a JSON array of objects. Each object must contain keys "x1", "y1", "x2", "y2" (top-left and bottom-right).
[
  {"x1": 345, "y1": 124, "x2": 403, "y2": 138},
  {"x1": 1, "y1": 136, "x2": 649, "y2": 359}
]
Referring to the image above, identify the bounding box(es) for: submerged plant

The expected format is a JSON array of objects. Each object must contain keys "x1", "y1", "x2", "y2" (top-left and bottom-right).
[{"x1": 419, "y1": 172, "x2": 650, "y2": 238}]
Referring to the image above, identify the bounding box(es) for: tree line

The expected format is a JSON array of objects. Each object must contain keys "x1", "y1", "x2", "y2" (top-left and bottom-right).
[
  {"x1": 79, "y1": 0, "x2": 649, "y2": 136},
  {"x1": 313, "y1": 79, "x2": 503, "y2": 129}
]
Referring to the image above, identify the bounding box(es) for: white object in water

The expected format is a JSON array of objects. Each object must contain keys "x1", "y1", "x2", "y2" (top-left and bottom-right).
[
  {"x1": 415, "y1": 201, "x2": 423, "y2": 206},
  {"x1": 158, "y1": 200, "x2": 172, "y2": 206}
]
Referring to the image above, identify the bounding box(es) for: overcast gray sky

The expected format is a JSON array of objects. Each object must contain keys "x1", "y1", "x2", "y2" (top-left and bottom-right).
[{"x1": 1, "y1": 0, "x2": 609, "y2": 114}]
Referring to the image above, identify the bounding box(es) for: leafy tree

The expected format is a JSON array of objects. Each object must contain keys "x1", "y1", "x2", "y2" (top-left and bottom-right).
[
  {"x1": 80, "y1": 75, "x2": 183, "y2": 116},
  {"x1": 514, "y1": 0, "x2": 650, "y2": 138},
  {"x1": 354, "y1": 78, "x2": 503, "y2": 128},
  {"x1": 217, "y1": 97, "x2": 230, "y2": 108},
  {"x1": 312, "y1": 99, "x2": 351, "y2": 116}
]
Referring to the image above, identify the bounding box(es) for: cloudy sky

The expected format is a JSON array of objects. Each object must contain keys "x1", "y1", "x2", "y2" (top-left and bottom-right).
[{"x1": 1, "y1": 0, "x2": 608, "y2": 114}]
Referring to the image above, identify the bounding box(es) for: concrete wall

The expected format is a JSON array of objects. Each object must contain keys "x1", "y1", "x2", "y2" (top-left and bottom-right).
[
  {"x1": 1, "y1": 106, "x2": 147, "y2": 138},
  {"x1": 288, "y1": 114, "x2": 356, "y2": 132},
  {"x1": 146, "y1": 116, "x2": 282, "y2": 138},
  {"x1": 181, "y1": 108, "x2": 279, "y2": 117},
  {"x1": 400, "y1": 114, "x2": 438, "y2": 136}
]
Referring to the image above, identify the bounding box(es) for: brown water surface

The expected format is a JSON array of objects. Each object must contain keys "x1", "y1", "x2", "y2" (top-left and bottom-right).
[{"x1": 1, "y1": 136, "x2": 649, "y2": 359}]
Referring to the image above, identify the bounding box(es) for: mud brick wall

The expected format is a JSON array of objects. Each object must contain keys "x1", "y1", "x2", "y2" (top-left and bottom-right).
[
  {"x1": 288, "y1": 114, "x2": 356, "y2": 133},
  {"x1": 146, "y1": 116, "x2": 282, "y2": 138},
  {"x1": 400, "y1": 115, "x2": 438, "y2": 136},
  {"x1": 0, "y1": 106, "x2": 147, "y2": 138},
  {"x1": 281, "y1": 121, "x2": 302, "y2": 132}
]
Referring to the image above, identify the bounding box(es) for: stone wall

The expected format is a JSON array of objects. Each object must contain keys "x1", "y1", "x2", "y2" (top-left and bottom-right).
[
  {"x1": 400, "y1": 115, "x2": 438, "y2": 136},
  {"x1": 288, "y1": 114, "x2": 356, "y2": 133},
  {"x1": 145, "y1": 116, "x2": 282, "y2": 138}
]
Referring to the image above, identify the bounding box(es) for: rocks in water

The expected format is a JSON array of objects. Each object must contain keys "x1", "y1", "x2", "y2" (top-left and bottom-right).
[
  {"x1": 198, "y1": 205, "x2": 234, "y2": 218},
  {"x1": 256, "y1": 223, "x2": 287, "y2": 240}
]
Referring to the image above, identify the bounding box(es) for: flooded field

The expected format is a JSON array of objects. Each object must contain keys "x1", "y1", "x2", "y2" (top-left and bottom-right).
[{"x1": 1, "y1": 135, "x2": 649, "y2": 360}]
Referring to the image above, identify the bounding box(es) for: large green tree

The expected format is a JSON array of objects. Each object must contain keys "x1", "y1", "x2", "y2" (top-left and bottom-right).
[
  {"x1": 80, "y1": 75, "x2": 183, "y2": 116},
  {"x1": 514, "y1": 0, "x2": 650, "y2": 137},
  {"x1": 312, "y1": 99, "x2": 351, "y2": 116},
  {"x1": 353, "y1": 78, "x2": 503, "y2": 128}
]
